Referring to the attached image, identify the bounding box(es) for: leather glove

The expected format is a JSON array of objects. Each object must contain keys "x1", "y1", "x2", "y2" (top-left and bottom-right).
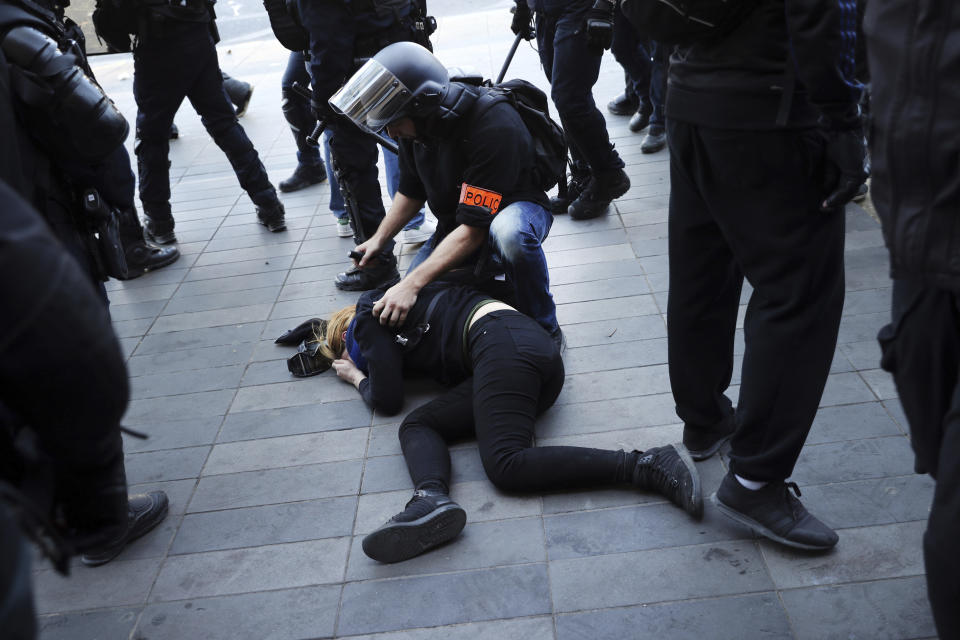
[
  {"x1": 510, "y1": 1, "x2": 534, "y2": 41},
  {"x1": 585, "y1": 0, "x2": 616, "y2": 54},
  {"x1": 820, "y1": 128, "x2": 868, "y2": 211},
  {"x1": 311, "y1": 99, "x2": 336, "y2": 124}
]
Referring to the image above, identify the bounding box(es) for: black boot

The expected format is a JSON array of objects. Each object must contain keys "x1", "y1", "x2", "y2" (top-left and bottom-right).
[
  {"x1": 80, "y1": 491, "x2": 169, "y2": 566},
  {"x1": 607, "y1": 92, "x2": 640, "y2": 116},
  {"x1": 279, "y1": 162, "x2": 327, "y2": 193},
  {"x1": 142, "y1": 204, "x2": 177, "y2": 245},
  {"x1": 549, "y1": 167, "x2": 590, "y2": 214},
  {"x1": 256, "y1": 200, "x2": 287, "y2": 233},
  {"x1": 629, "y1": 104, "x2": 652, "y2": 133},
  {"x1": 117, "y1": 208, "x2": 180, "y2": 279},
  {"x1": 641, "y1": 125, "x2": 667, "y2": 153},
  {"x1": 632, "y1": 444, "x2": 703, "y2": 518},
  {"x1": 335, "y1": 252, "x2": 400, "y2": 291},
  {"x1": 568, "y1": 167, "x2": 631, "y2": 220},
  {"x1": 362, "y1": 489, "x2": 467, "y2": 563}
]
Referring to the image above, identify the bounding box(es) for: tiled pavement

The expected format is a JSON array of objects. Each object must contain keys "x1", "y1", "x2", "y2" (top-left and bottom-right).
[{"x1": 34, "y1": 6, "x2": 936, "y2": 639}]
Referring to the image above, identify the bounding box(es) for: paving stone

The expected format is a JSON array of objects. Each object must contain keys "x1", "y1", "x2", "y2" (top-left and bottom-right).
[
  {"x1": 149, "y1": 303, "x2": 273, "y2": 334},
  {"x1": 219, "y1": 400, "x2": 371, "y2": 442},
  {"x1": 188, "y1": 459, "x2": 363, "y2": 512},
  {"x1": 172, "y1": 496, "x2": 356, "y2": 554},
  {"x1": 125, "y1": 445, "x2": 210, "y2": 484},
  {"x1": 122, "y1": 416, "x2": 222, "y2": 453},
  {"x1": 791, "y1": 436, "x2": 916, "y2": 485},
  {"x1": 134, "y1": 323, "x2": 266, "y2": 355},
  {"x1": 109, "y1": 299, "x2": 166, "y2": 322},
  {"x1": 837, "y1": 311, "x2": 889, "y2": 344},
  {"x1": 860, "y1": 367, "x2": 898, "y2": 400},
  {"x1": 552, "y1": 276, "x2": 652, "y2": 306},
  {"x1": 231, "y1": 376, "x2": 357, "y2": 412},
  {"x1": 360, "y1": 448, "x2": 486, "y2": 494},
  {"x1": 556, "y1": 294, "x2": 659, "y2": 325},
  {"x1": 338, "y1": 564, "x2": 552, "y2": 636},
  {"x1": 781, "y1": 576, "x2": 936, "y2": 640},
  {"x1": 151, "y1": 537, "x2": 350, "y2": 601},
  {"x1": 162, "y1": 285, "x2": 280, "y2": 315},
  {"x1": 551, "y1": 540, "x2": 773, "y2": 612},
  {"x1": 38, "y1": 607, "x2": 140, "y2": 640},
  {"x1": 183, "y1": 255, "x2": 295, "y2": 281},
  {"x1": 127, "y1": 342, "x2": 256, "y2": 377},
  {"x1": 838, "y1": 339, "x2": 884, "y2": 371},
  {"x1": 536, "y1": 423, "x2": 682, "y2": 451},
  {"x1": 818, "y1": 371, "x2": 878, "y2": 407},
  {"x1": 240, "y1": 358, "x2": 299, "y2": 387},
  {"x1": 546, "y1": 243, "x2": 635, "y2": 270},
  {"x1": 761, "y1": 520, "x2": 926, "y2": 589},
  {"x1": 33, "y1": 558, "x2": 162, "y2": 614},
  {"x1": 806, "y1": 402, "x2": 902, "y2": 445},
  {"x1": 882, "y1": 399, "x2": 910, "y2": 434},
  {"x1": 112, "y1": 317, "x2": 154, "y2": 339},
  {"x1": 544, "y1": 229, "x2": 630, "y2": 253},
  {"x1": 124, "y1": 389, "x2": 236, "y2": 425},
  {"x1": 347, "y1": 516, "x2": 546, "y2": 581},
  {"x1": 537, "y1": 392, "x2": 679, "y2": 437},
  {"x1": 843, "y1": 287, "x2": 892, "y2": 316},
  {"x1": 129, "y1": 365, "x2": 246, "y2": 400},
  {"x1": 555, "y1": 593, "x2": 792, "y2": 640},
  {"x1": 557, "y1": 365, "x2": 671, "y2": 405},
  {"x1": 107, "y1": 283, "x2": 181, "y2": 306},
  {"x1": 204, "y1": 226, "x2": 308, "y2": 253},
  {"x1": 173, "y1": 270, "x2": 288, "y2": 297},
  {"x1": 563, "y1": 337, "x2": 667, "y2": 374},
  {"x1": 136, "y1": 586, "x2": 341, "y2": 640},
  {"x1": 355, "y1": 481, "x2": 541, "y2": 535},
  {"x1": 340, "y1": 616, "x2": 555, "y2": 640},
  {"x1": 192, "y1": 241, "x2": 301, "y2": 267},
  {"x1": 548, "y1": 259, "x2": 646, "y2": 287},
  {"x1": 203, "y1": 428, "x2": 368, "y2": 475}
]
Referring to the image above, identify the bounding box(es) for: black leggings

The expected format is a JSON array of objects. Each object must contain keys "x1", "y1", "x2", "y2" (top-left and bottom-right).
[{"x1": 399, "y1": 311, "x2": 627, "y2": 493}]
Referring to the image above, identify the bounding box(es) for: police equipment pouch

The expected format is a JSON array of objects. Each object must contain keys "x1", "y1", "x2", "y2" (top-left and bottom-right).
[
  {"x1": 92, "y1": 0, "x2": 137, "y2": 52},
  {"x1": 263, "y1": 0, "x2": 309, "y2": 52},
  {"x1": 82, "y1": 189, "x2": 129, "y2": 280},
  {"x1": 619, "y1": 0, "x2": 760, "y2": 46},
  {"x1": 393, "y1": 288, "x2": 448, "y2": 351}
]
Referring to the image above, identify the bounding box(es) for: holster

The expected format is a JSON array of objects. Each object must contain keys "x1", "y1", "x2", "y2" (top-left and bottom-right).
[{"x1": 81, "y1": 189, "x2": 129, "y2": 280}]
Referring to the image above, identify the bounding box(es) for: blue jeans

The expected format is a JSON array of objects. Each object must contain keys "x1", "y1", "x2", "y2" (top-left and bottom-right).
[
  {"x1": 408, "y1": 201, "x2": 558, "y2": 334},
  {"x1": 324, "y1": 133, "x2": 425, "y2": 229}
]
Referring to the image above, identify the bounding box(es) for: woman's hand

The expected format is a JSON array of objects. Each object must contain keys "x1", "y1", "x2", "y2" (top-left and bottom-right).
[{"x1": 332, "y1": 358, "x2": 366, "y2": 388}]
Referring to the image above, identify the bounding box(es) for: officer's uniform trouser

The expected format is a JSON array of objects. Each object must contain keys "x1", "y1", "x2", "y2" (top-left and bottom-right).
[
  {"x1": 666, "y1": 121, "x2": 845, "y2": 481},
  {"x1": 280, "y1": 51, "x2": 322, "y2": 168},
  {"x1": 0, "y1": 501, "x2": 35, "y2": 640},
  {"x1": 879, "y1": 278, "x2": 960, "y2": 639},
  {"x1": 610, "y1": 13, "x2": 667, "y2": 128},
  {"x1": 133, "y1": 22, "x2": 275, "y2": 225},
  {"x1": 535, "y1": 1, "x2": 623, "y2": 174}
]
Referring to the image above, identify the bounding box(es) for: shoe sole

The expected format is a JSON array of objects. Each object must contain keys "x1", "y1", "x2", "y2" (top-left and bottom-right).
[
  {"x1": 641, "y1": 141, "x2": 667, "y2": 154},
  {"x1": 675, "y1": 444, "x2": 704, "y2": 519},
  {"x1": 688, "y1": 433, "x2": 733, "y2": 462},
  {"x1": 337, "y1": 227, "x2": 354, "y2": 238},
  {"x1": 258, "y1": 218, "x2": 287, "y2": 233},
  {"x1": 121, "y1": 250, "x2": 181, "y2": 280},
  {"x1": 711, "y1": 493, "x2": 836, "y2": 551},
  {"x1": 568, "y1": 177, "x2": 631, "y2": 221},
  {"x1": 362, "y1": 504, "x2": 467, "y2": 563},
  {"x1": 81, "y1": 498, "x2": 170, "y2": 567}
]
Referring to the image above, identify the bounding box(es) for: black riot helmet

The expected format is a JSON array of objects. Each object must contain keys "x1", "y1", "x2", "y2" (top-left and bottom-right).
[{"x1": 330, "y1": 41, "x2": 449, "y2": 131}]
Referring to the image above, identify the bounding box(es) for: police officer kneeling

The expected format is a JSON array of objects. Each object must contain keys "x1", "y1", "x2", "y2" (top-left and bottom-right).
[{"x1": 334, "y1": 42, "x2": 562, "y2": 345}]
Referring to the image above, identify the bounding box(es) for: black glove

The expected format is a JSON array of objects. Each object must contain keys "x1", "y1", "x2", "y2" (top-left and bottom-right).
[
  {"x1": 585, "y1": 0, "x2": 616, "y2": 54},
  {"x1": 510, "y1": 1, "x2": 534, "y2": 41},
  {"x1": 311, "y1": 99, "x2": 335, "y2": 124},
  {"x1": 820, "y1": 128, "x2": 867, "y2": 211}
]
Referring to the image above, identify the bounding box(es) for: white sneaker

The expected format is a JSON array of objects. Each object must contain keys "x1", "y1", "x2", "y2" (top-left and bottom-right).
[
  {"x1": 337, "y1": 217, "x2": 353, "y2": 238},
  {"x1": 401, "y1": 218, "x2": 436, "y2": 245}
]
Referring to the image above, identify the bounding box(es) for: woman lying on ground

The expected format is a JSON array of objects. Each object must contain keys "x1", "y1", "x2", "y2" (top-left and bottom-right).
[{"x1": 322, "y1": 281, "x2": 703, "y2": 563}]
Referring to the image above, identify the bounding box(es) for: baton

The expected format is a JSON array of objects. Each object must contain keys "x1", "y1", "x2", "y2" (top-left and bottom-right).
[
  {"x1": 497, "y1": 32, "x2": 524, "y2": 84},
  {"x1": 291, "y1": 82, "x2": 400, "y2": 154}
]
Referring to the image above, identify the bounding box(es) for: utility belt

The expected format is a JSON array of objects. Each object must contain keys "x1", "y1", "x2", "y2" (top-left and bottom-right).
[
  {"x1": 353, "y1": 16, "x2": 424, "y2": 59},
  {"x1": 137, "y1": 0, "x2": 218, "y2": 43}
]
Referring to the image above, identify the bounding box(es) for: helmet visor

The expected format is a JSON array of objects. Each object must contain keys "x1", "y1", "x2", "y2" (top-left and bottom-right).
[{"x1": 330, "y1": 59, "x2": 412, "y2": 131}]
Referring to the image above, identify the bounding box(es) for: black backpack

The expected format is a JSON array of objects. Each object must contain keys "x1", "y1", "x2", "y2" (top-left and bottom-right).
[
  {"x1": 474, "y1": 79, "x2": 567, "y2": 192},
  {"x1": 620, "y1": 0, "x2": 760, "y2": 46}
]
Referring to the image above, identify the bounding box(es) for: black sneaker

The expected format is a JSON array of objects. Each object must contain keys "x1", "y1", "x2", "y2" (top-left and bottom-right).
[
  {"x1": 335, "y1": 254, "x2": 401, "y2": 291},
  {"x1": 632, "y1": 444, "x2": 703, "y2": 518},
  {"x1": 568, "y1": 168, "x2": 631, "y2": 220},
  {"x1": 279, "y1": 162, "x2": 327, "y2": 193},
  {"x1": 121, "y1": 240, "x2": 180, "y2": 280},
  {"x1": 607, "y1": 92, "x2": 640, "y2": 116},
  {"x1": 143, "y1": 220, "x2": 177, "y2": 245},
  {"x1": 549, "y1": 169, "x2": 590, "y2": 214},
  {"x1": 684, "y1": 417, "x2": 736, "y2": 461},
  {"x1": 629, "y1": 108, "x2": 651, "y2": 133},
  {"x1": 80, "y1": 491, "x2": 169, "y2": 567},
  {"x1": 362, "y1": 490, "x2": 467, "y2": 563},
  {"x1": 713, "y1": 472, "x2": 839, "y2": 550},
  {"x1": 256, "y1": 201, "x2": 287, "y2": 232},
  {"x1": 641, "y1": 125, "x2": 667, "y2": 154}
]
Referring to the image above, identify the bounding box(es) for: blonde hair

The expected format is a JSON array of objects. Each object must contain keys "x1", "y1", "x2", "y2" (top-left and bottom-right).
[{"x1": 319, "y1": 305, "x2": 357, "y2": 361}]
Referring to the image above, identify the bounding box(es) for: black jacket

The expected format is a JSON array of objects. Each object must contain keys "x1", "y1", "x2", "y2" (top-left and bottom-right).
[
  {"x1": 667, "y1": 0, "x2": 861, "y2": 130},
  {"x1": 866, "y1": 0, "x2": 960, "y2": 291}
]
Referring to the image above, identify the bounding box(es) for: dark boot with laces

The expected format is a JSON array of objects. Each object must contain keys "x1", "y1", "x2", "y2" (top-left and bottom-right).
[
  {"x1": 362, "y1": 489, "x2": 467, "y2": 563},
  {"x1": 713, "y1": 471, "x2": 838, "y2": 550},
  {"x1": 568, "y1": 167, "x2": 631, "y2": 220},
  {"x1": 256, "y1": 200, "x2": 287, "y2": 233},
  {"x1": 632, "y1": 444, "x2": 703, "y2": 519},
  {"x1": 549, "y1": 167, "x2": 590, "y2": 214},
  {"x1": 335, "y1": 252, "x2": 400, "y2": 291},
  {"x1": 80, "y1": 491, "x2": 169, "y2": 566}
]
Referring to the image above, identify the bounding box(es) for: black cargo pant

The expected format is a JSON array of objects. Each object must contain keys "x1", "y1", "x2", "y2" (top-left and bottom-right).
[
  {"x1": 133, "y1": 22, "x2": 276, "y2": 228},
  {"x1": 666, "y1": 121, "x2": 845, "y2": 481},
  {"x1": 878, "y1": 278, "x2": 960, "y2": 640}
]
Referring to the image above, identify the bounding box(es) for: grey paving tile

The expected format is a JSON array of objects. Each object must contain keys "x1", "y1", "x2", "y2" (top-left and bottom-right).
[
  {"x1": 361, "y1": 447, "x2": 486, "y2": 494},
  {"x1": 183, "y1": 254, "x2": 295, "y2": 281},
  {"x1": 188, "y1": 459, "x2": 363, "y2": 512},
  {"x1": 762, "y1": 520, "x2": 926, "y2": 589},
  {"x1": 791, "y1": 436, "x2": 916, "y2": 485},
  {"x1": 204, "y1": 226, "x2": 308, "y2": 252},
  {"x1": 843, "y1": 287, "x2": 892, "y2": 316},
  {"x1": 354, "y1": 481, "x2": 541, "y2": 535},
  {"x1": 882, "y1": 399, "x2": 910, "y2": 434},
  {"x1": 129, "y1": 365, "x2": 246, "y2": 400},
  {"x1": 122, "y1": 416, "x2": 222, "y2": 453},
  {"x1": 557, "y1": 365, "x2": 671, "y2": 405},
  {"x1": 125, "y1": 445, "x2": 210, "y2": 484},
  {"x1": 781, "y1": 576, "x2": 936, "y2": 640},
  {"x1": 123, "y1": 389, "x2": 235, "y2": 425},
  {"x1": 537, "y1": 423, "x2": 682, "y2": 451},
  {"x1": 819, "y1": 371, "x2": 878, "y2": 407},
  {"x1": 240, "y1": 358, "x2": 297, "y2": 387},
  {"x1": 231, "y1": 376, "x2": 357, "y2": 412},
  {"x1": 134, "y1": 322, "x2": 266, "y2": 355},
  {"x1": 112, "y1": 317, "x2": 154, "y2": 339},
  {"x1": 537, "y1": 392, "x2": 679, "y2": 438},
  {"x1": 106, "y1": 268, "x2": 186, "y2": 291},
  {"x1": 544, "y1": 229, "x2": 629, "y2": 253},
  {"x1": 277, "y1": 279, "x2": 360, "y2": 304},
  {"x1": 149, "y1": 303, "x2": 273, "y2": 334},
  {"x1": 338, "y1": 564, "x2": 552, "y2": 636},
  {"x1": 552, "y1": 276, "x2": 652, "y2": 306},
  {"x1": 347, "y1": 516, "x2": 546, "y2": 581},
  {"x1": 38, "y1": 607, "x2": 140, "y2": 640},
  {"x1": 340, "y1": 617, "x2": 555, "y2": 640},
  {"x1": 806, "y1": 402, "x2": 902, "y2": 445},
  {"x1": 172, "y1": 496, "x2": 356, "y2": 554},
  {"x1": 107, "y1": 283, "x2": 180, "y2": 306},
  {"x1": 219, "y1": 400, "x2": 371, "y2": 442},
  {"x1": 203, "y1": 427, "x2": 368, "y2": 475},
  {"x1": 150, "y1": 537, "x2": 350, "y2": 601},
  {"x1": 563, "y1": 338, "x2": 667, "y2": 374},
  {"x1": 109, "y1": 299, "x2": 166, "y2": 322},
  {"x1": 136, "y1": 586, "x2": 341, "y2": 640},
  {"x1": 838, "y1": 339, "x2": 883, "y2": 371},
  {"x1": 192, "y1": 241, "x2": 301, "y2": 267},
  {"x1": 127, "y1": 342, "x2": 256, "y2": 377},
  {"x1": 556, "y1": 593, "x2": 792, "y2": 640},
  {"x1": 546, "y1": 243, "x2": 635, "y2": 269},
  {"x1": 548, "y1": 259, "x2": 646, "y2": 287},
  {"x1": 162, "y1": 285, "x2": 280, "y2": 315},
  {"x1": 551, "y1": 540, "x2": 773, "y2": 612},
  {"x1": 367, "y1": 422, "x2": 405, "y2": 457},
  {"x1": 860, "y1": 367, "x2": 898, "y2": 400},
  {"x1": 173, "y1": 270, "x2": 288, "y2": 297},
  {"x1": 556, "y1": 294, "x2": 659, "y2": 325},
  {"x1": 837, "y1": 311, "x2": 888, "y2": 344},
  {"x1": 118, "y1": 336, "x2": 141, "y2": 359},
  {"x1": 33, "y1": 558, "x2": 162, "y2": 614}
]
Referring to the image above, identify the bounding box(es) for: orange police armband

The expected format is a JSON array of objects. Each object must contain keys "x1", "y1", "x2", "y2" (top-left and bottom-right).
[{"x1": 459, "y1": 183, "x2": 503, "y2": 214}]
